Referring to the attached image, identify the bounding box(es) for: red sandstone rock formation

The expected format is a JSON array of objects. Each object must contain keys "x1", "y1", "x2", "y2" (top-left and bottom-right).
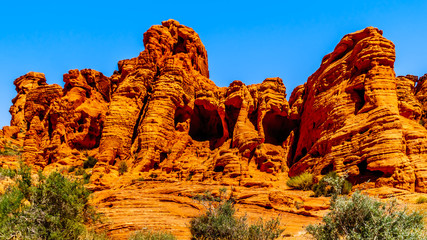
[
  {"x1": 4, "y1": 21, "x2": 427, "y2": 192},
  {"x1": 288, "y1": 27, "x2": 427, "y2": 192}
]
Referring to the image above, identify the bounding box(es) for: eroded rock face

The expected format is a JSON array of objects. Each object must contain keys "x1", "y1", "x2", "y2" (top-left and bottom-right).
[
  {"x1": 6, "y1": 22, "x2": 427, "y2": 192},
  {"x1": 288, "y1": 27, "x2": 427, "y2": 192},
  {"x1": 9, "y1": 69, "x2": 110, "y2": 168}
]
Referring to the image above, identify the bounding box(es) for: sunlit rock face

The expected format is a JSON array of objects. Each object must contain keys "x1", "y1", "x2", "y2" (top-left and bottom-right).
[
  {"x1": 6, "y1": 21, "x2": 427, "y2": 192},
  {"x1": 288, "y1": 27, "x2": 427, "y2": 192}
]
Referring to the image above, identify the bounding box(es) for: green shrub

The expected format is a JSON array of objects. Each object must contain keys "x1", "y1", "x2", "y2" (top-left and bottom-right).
[
  {"x1": 0, "y1": 141, "x2": 22, "y2": 156},
  {"x1": 307, "y1": 191, "x2": 426, "y2": 240},
  {"x1": 0, "y1": 164, "x2": 99, "y2": 239},
  {"x1": 128, "y1": 229, "x2": 177, "y2": 240},
  {"x1": 312, "y1": 171, "x2": 352, "y2": 197},
  {"x1": 416, "y1": 196, "x2": 427, "y2": 204},
  {"x1": 119, "y1": 161, "x2": 128, "y2": 175},
  {"x1": 68, "y1": 165, "x2": 77, "y2": 173},
  {"x1": 190, "y1": 190, "x2": 284, "y2": 240},
  {"x1": 0, "y1": 167, "x2": 17, "y2": 179},
  {"x1": 84, "y1": 156, "x2": 98, "y2": 169},
  {"x1": 83, "y1": 171, "x2": 92, "y2": 184},
  {"x1": 78, "y1": 229, "x2": 109, "y2": 240},
  {"x1": 286, "y1": 172, "x2": 314, "y2": 190},
  {"x1": 75, "y1": 167, "x2": 86, "y2": 176},
  {"x1": 247, "y1": 217, "x2": 283, "y2": 240}
]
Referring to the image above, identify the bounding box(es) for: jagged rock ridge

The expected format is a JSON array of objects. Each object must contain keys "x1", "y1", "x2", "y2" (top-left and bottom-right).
[{"x1": 3, "y1": 20, "x2": 427, "y2": 192}]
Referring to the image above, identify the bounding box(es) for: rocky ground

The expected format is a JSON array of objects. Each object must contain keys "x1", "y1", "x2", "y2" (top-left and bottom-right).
[{"x1": 89, "y1": 180, "x2": 427, "y2": 239}]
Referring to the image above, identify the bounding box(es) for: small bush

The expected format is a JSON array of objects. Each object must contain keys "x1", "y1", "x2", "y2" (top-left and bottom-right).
[
  {"x1": 128, "y1": 229, "x2": 177, "y2": 240},
  {"x1": 0, "y1": 164, "x2": 99, "y2": 239},
  {"x1": 190, "y1": 190, "x2": 284, "y2": 240},
  {"x1": 119, "y1": 161, "x2": 128, "y2": 175},
  {"x1": 312, "y1": 171, "x2": 352, "y2": 197},
  {"x1": 306, "y1": 191, "x2": 426, "y2": 240},
  {"x1": 68, "y1": 165, "x2": 77, "y2": 173},
  {"x1": 75, "y1": 167, "x2": 86, "y2": 176},
  {"x1": 83, "y1": 156, "x2": 98, "y2": 169},
  {"x1": 83, "y1": 171, "x2": 92, "y2": 184},
  {"x1": 78, "y1": 229, "x2": 109, "y2": 240},
  {"x1": 416, "y1": 196, "x2": 427, "y2": 204},
  {"x1": 0, "y1": 167, "x2": 17, "y2": 179},
  {"x1": 286, "y1": 172, "x2": 314, "y2": 190},
  {"x1": 247, "y1": 217, "x2": 283, "y2": 240},
  {"x1": 0, "y1": 141, "x2": 22, "y2": 156}
]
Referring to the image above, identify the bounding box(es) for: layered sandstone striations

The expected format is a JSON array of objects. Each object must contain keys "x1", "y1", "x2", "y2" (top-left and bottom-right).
[
  {"x1": 288, "y1": 27, "x2": 427, "y2": 192},
  {"x1": 4, "y1": 21, "x2": 427, "y2": 192}
]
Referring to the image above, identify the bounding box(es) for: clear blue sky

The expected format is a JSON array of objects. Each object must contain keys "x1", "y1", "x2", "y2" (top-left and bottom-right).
[{"x1": 1, "y1": 0, "x2": 426, "y2": 128}]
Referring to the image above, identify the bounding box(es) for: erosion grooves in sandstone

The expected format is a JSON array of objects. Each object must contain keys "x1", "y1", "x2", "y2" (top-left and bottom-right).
[{"x1": 2, "y1": 20, "x2": 427, "y2": 239}]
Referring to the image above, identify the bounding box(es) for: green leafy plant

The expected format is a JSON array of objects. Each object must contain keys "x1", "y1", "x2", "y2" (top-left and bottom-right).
[
  {"x1": 416, "y1": 196, "x2": 427, "y2": 204},
  {"x1": 0, "y1": 141, "x2": 22, "y2": 156},
  {"x1": 312, "y1": 171, "x2": 352, "y2": 198},
  {"x1": 0, "y1": 164, "x2": 100, "y2": 239},
  {"x1": 75, "y1": 167, "x2": 86, "y2": 176},
  {"x1": 190, "y1": 189, "x2": 284, "y2": 240},
  {"x1": 0, "y1": 167, "x2": 17, "y2": 179},
  {"x1": 68, "y1": 165, "x2": 77, "y2": 173},
  {"x1": 306, "y1": 191, "x2": 426, "y2": 240},
  {"x1": 83, "y1": 156, "x2": 98, "y2": 169},
  {"x1": 119, "y1": 161, "x2": 128, "y2": 175},
  {"x1": 286, "y1": 172, "x2": 314, "y2": 190},
  {"x1": 128, "y1": 229, "x2": 177, "y2": 240},
  {"x1": 78, "y1": 229, "x2": 109, "y2": 240},
  {"x1": 83, "y1": 171, "x2": 92, "y2": 184}
]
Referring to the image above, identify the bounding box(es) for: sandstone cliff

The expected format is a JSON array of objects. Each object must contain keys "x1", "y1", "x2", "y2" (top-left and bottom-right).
[
  {"x1": 288, "y1": 27, "x2": 427, "y2": 192},
  {"x1": 3, "y1": 21, "x2": 427, "y2": 192}
]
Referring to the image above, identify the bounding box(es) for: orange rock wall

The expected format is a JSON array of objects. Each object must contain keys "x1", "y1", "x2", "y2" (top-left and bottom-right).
[
  {"x1": 5, "y1": 21, "x2": 427, "y2": 192},
  {"x1": 288, "y1": 27, "x2": 427, "y2": 192}
]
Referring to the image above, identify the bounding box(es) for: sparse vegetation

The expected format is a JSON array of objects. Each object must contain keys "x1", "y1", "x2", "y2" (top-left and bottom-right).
[
  {"x1": 0, "y1": 163, "x2": 100, "y2": 239},
  {"x1": 68, "y1": 165, "x2": 77, "y2": 173},
  {"x1": 190, "y1": 189, "x2": 284, "y2": 240},
  {"x1": 0, "y1": 167, "x2": 17, "y2": 179},
  {"x1": 75, "y1": 167, "x2": 86, "y2": 176},
  {"x1": 0, "y1": 141, "x2": 22, "y2": 156},
  {"x1": 416, "y1": 196, "x2": 427, "y2": 204},
  {"x1": 312, "y1": 171, "x2": 352, "y2": 197},
  {"x1": 128, "y1": 229, "x2": 177, "y2": 240},
  {"x1": 84, "y1": 156, "x2": 98, "y2": 169},
  {"x1": 306, "y1": 191, "x2": 427, "y2": 240},
  {"x1": 83, "y1": 171, "x2": 92, "y2": 184},
  {"x1": 119, "y1": 161, "x2": 128, "y2": 175},
  {"x1": 78, "y1": 229, "x2": 109, "y2": 240},
  {"x1": 286, "y1": 172, "x2": 314, "y2": 190}
]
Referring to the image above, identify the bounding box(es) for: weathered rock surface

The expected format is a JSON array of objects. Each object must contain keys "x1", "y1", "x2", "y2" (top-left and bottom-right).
[
  {"x1": 91, "y1": 181, "x2": 325, "y2": 239},
  {"x1": 4, "y1": 21, "x2": 427, "y2": 193},
  {"x1": 288, "y1": 27, "x2": 427, "y2": 192}
]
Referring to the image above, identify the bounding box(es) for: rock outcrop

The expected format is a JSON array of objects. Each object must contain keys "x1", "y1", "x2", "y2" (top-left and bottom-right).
[
  {"x1": 4, "y1": 21, "x2": 427, "y2": 192},
  {"x1": 288, "y1": 27, "x2": 427, "y2": 192}
]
